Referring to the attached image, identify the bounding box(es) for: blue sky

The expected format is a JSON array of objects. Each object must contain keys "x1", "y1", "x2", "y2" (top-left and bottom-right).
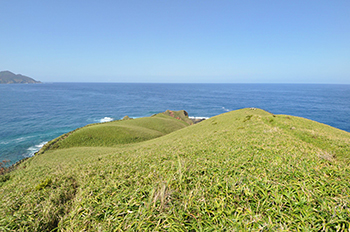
[{"x1": 1, "y1": 0, "x2": 349, "y2": 83}]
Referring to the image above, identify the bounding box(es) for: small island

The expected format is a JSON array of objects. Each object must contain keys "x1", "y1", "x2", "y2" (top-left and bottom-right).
[{"x1": 0, "y1": 71, "x2": 41, "y2": 84}]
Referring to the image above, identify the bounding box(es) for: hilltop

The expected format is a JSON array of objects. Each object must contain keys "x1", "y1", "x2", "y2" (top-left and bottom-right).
[
  {"x1": 0, "y1": 71, "x2": 41, "y2": 84},
  {"x1": 1, "y1": 108, "x2": 350, "y2": 231}
]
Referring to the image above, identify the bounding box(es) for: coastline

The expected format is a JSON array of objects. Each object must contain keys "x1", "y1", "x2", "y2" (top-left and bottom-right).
[
  {"x1": 2, "y1": 113, "x2": 210, "y2": 174},
  {"x1": 2, "y1": 83, "x2": 350, "y2": 169}
]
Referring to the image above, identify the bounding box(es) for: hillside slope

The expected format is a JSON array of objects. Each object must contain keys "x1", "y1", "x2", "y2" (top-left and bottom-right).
[
  {"x1": 1, "y1": 108, "x2": 350, "y2": 231},
  {"x1": 0, "y1": 71, "x2": 41, "y2": 84},
  {"x1": 38, "y1": 112, "x2": 189, "y2": 152}
]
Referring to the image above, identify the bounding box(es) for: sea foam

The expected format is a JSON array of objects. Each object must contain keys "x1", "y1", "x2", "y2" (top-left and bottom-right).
[
  {"x1": 14, "y1": 135, "x2": 35, "y2": 142},
  {"x1": 99, "y1": 117, "x2": 114, "y2": 123},
  {"x1": 222, "y1": 107, "x2": 230, "y2": 112},
  {"x1": 189, "y1": 116, "x2": 210, "y2": 120},
  {"x1": 26, "y1": 141, "x2": 47, "y2": 157}
]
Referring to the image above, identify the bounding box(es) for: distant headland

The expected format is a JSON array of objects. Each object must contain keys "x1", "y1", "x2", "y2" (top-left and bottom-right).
[{"x1": 0, "y1": 71, "x2": 41, "y2": 84}]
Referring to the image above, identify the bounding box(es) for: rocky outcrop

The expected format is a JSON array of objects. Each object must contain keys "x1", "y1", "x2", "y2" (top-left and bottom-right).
[
  {"x1": 122, "y1": 115, "x2": 132, "y2": 120},
  {"x1": 162, "y1": 110, "x2": 194, "y2": 125}
]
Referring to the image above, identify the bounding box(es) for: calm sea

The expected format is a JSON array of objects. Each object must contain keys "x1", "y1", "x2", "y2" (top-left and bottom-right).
[{"x1": 1, "y1": 83, "x2": 349, "y2": 165}]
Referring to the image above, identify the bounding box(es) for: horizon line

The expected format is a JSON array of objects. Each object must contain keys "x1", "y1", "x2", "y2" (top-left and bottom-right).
[{"x1": 35, "y1": 81, "x2": 350, "y2": 85}]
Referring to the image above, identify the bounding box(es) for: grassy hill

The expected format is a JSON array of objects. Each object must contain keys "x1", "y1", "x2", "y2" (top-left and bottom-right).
[
  {"x1": 1, "y1": 108, "x2": 350, "y2": 231},
  {"x1": 38, "y1": 112, "x2": 189, "y2": 152}
]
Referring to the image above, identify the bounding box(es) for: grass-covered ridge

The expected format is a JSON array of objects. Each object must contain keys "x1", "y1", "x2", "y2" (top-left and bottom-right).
[
  {"x1": 43, "y1": 112, "x2": 189, "y2": 150},
  {"x1": 1, "y1": 108, "x2": 350, "y2": 231}
]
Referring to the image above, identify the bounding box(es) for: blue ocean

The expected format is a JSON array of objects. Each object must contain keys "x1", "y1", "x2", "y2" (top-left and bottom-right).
[{"x1": 1, "y1": 83, "x2": 350, "y2": 165}]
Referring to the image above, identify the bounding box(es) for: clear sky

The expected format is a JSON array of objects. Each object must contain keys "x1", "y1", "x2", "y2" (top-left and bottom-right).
[{"x1": 1, "y1": 0, "x2": 349, "y2": 83}]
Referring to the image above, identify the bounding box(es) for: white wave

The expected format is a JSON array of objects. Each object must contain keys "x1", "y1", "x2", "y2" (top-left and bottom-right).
[
  {"x1": 99, "y1": 117, "x2": 114, "y2": 123},
  {"x1": 25, "y1": 141, "x2": 48, "y2": 157},
  {"x1": 189, "y1": 116, "x2": 210, "y2": 120},
  {"x1": 14, "y1": 135, "x2": 35, "y2": 142},
  {"x1": 222, "y1": 107, "x2": 230, "y2": 112},
  {"x1": 1, "y1": 135, "x2": 35, "y2": 145}
]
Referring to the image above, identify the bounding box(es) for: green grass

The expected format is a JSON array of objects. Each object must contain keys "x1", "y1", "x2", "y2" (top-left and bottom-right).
[
  {"x1": 1, "y1": 108, "x2": 350, "y2": 231},
  {"x1": 39, "y1": 112, "x2": 188, "y2": 150}
]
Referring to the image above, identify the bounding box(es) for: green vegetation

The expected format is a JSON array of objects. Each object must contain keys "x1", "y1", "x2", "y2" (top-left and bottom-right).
[
  {"x1": 1, "y1": 108, "x2": 350, "y2": 231},
  {"x1": 45, "y1": 112, "x2": 188, "y2": 149}
]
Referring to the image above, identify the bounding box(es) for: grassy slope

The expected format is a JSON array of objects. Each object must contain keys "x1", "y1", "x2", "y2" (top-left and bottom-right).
[
  {"x1": 52, "y1": 113, "x2": 189, "y2": 148},
  {"x1": 1, "y1": 108, "x2": 350, "y2": 231}
]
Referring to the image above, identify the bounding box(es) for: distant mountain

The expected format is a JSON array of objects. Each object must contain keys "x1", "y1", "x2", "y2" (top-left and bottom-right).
[{"x1": 0, "y1": 71, "x2": 41, "y2": 84}]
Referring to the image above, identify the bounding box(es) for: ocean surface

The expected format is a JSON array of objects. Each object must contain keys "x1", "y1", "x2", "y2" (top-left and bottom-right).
[{"x1": 1, "y1": 83, "x2": 350, "y2": 165}]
